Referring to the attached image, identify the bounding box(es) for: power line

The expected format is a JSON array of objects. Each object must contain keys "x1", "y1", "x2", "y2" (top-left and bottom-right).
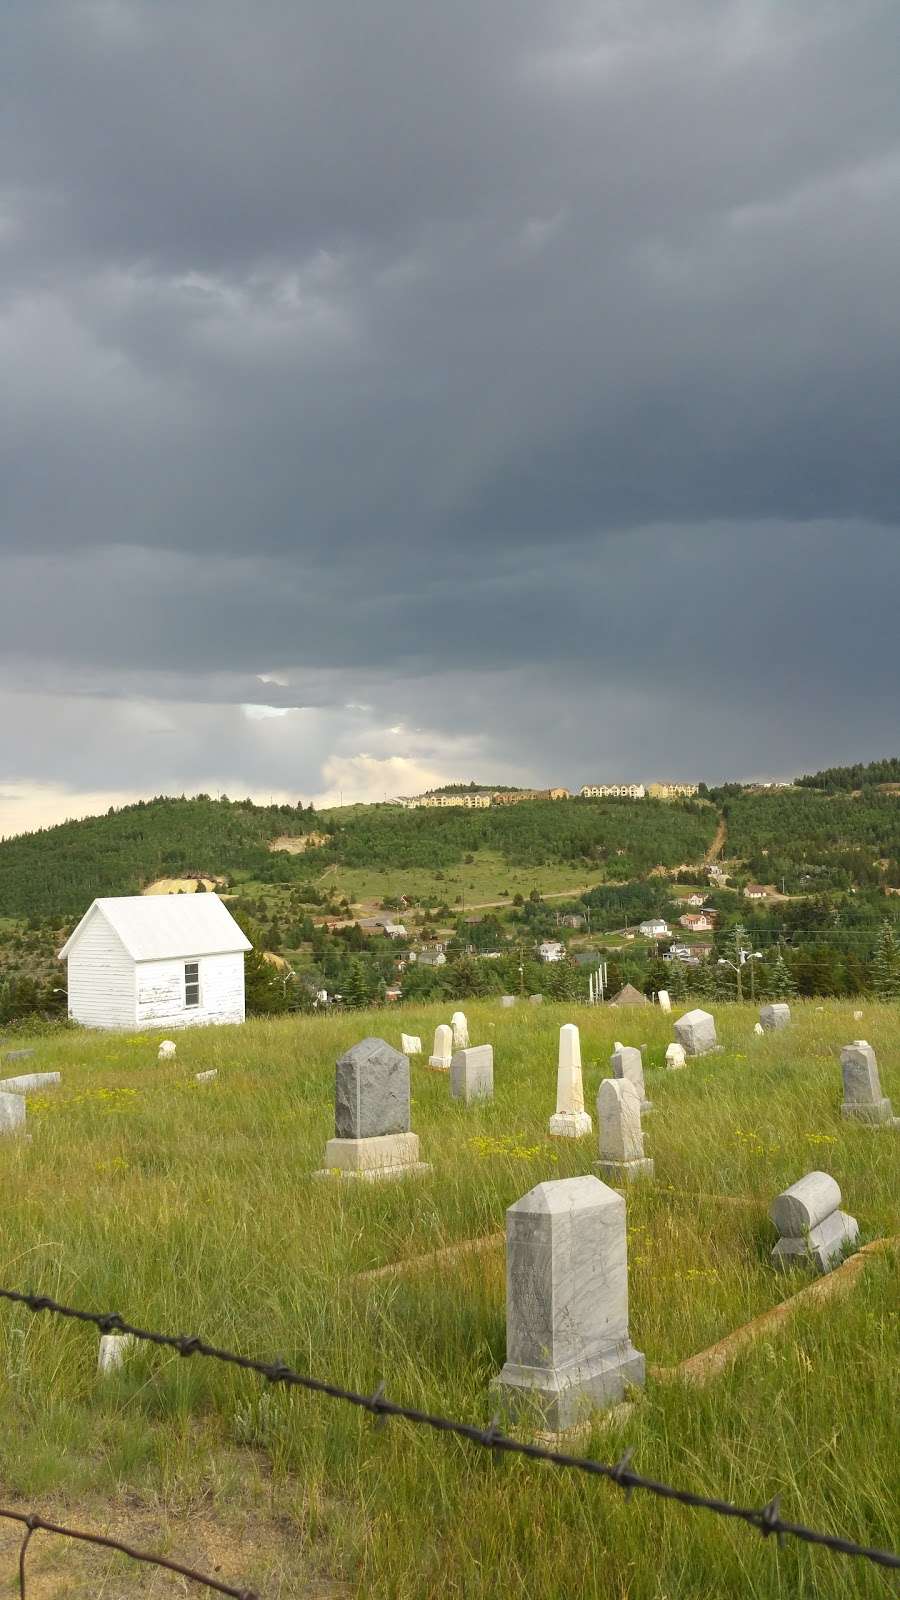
[
  {"x1": 0, "y1": 1286, "x2": 896, "y2": 1573},
  {"x1": 0, "y1": 1505, "x2": 255, "y2": 1599}
]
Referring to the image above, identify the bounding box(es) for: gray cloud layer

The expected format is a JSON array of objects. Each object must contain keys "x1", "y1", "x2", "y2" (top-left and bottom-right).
[{"x1": 2, "y1": 1, "x2": 900, "y2": 827}]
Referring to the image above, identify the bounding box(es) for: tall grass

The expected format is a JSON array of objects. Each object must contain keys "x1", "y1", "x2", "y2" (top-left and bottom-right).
[{"x1": 0, "y1": 1000, "x2": 896, "y2": 1597}]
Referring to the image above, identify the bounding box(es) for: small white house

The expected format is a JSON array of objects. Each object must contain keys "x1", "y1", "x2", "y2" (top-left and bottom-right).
[
  {"x1": 538, "y1": 940, "x2": 565, "y2": 963},
  {"x1": 638, "y1": 918, "x2": 670, "y2": 938},
  {"x1": 59, "y1": 894, "x2": 252, "y2": 1031}
]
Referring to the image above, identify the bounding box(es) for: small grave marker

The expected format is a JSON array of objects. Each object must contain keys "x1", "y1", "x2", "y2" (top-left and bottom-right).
[
  {"x1": 450, "y1": 1045, "x2": 494, "y2": 1104},
  {"x1": 770, "y1": 1172, "x2": 858, "y2": 1273}
]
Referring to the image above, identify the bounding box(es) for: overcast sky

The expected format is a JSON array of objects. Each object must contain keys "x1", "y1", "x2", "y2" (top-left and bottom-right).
[{"x1": 2, "y1": 1, "x2": 900, "y2": 836}]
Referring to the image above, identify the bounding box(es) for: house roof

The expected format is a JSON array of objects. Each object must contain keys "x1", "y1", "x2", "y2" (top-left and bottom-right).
[
  {"x1": 59, "y1": 894, "x2": 252, "y2": 962},
  {"x1": 609, "y1": 983, "x2": 650, "y2": 1005}
]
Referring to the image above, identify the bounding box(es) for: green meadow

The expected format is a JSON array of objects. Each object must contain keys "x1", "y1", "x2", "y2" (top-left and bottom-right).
[{"x1": 0, "y1": 1002, "x2": 896, "y2": 1597}]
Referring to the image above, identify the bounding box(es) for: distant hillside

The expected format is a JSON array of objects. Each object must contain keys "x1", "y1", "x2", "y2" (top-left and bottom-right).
[
  {"x1": 0, "y1": 791, "x2": 716, "y2": 919},
  {"x1": 0, "y1": 796, "x2": 323, "y2": 918}
]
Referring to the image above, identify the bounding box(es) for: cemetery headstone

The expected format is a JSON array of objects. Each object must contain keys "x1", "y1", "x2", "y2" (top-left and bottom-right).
[
  {"x1": 770, "y1": 1172, "x2": 858, "y2": 1273},
  {"x1": 195, "y1": 1069, "x2": 217, "y2": 1083},
  {"x1": 529, "y1": 994, "x2": 544, "y2": 1005},
  {"x1": 596, "y1": 1078, "x2": 654, "y2": 1183},
  {"x1": 3, "y1": 1049, "x2": 34, "y2": 1062},
  {"x1": 753, "y1": 1022, "x2": 764, "y2": 1037},
  {"x1": 853, "y1": 1009, "x2": 864, "y2": 1021},
  {"x1": 494, "y1": 1175, "x2": 645, "y2": 1429},
  {"x1": 673, "y1": 1008, "x2": 720, "y2": 1057},
  {"x1": 548, "y1": 1024, "x2": 592, "y2": 1137},
  {"x1": 316, "y1": 1038, "x2": 429, "y2": 1180},
  {"x1": 665, "y1": 1042, "x2": 686, "y2": 1070},
  {"x1": 0, "y1": 1072, "x2": 60, "y2": 1094},
  {"x1": 500, "y1": 995, "x2": 517, "y2": 1008},
  {"x1": 98, "y1": 1333, "x2": 136, "y2": 1374},
  {"x1": 428, "y1": 1023, "x2": 454, "y2": 1071},
  {"x1": 610, "y1": 1045, "x2": 652, "y2": 1112},
  {"x1": 759, "y1": 1003, "x2": 791, "y2": 1032},
  {"x1": 839, "y1": 1041, "x2": 897, "y2": 1127},
  {"x1": 450, "y1": 1045, "x2": 494, "y2": 1104},
  {"x1": 401, "y1": 1033, "x2": 423, "y2": 1057},
  {"x1": 657, "y1": 990, "x2": 672, "y2": 1014},
  {"x1": 0, "y1": 1093, "x2": 26, "y2": 1136},
  {"x1": 158, "y1": 1041, "x2": 176, "y2": 1060},
  {"x1": 451, "y1": 1011, "x2": 470, "y2": 1049}
]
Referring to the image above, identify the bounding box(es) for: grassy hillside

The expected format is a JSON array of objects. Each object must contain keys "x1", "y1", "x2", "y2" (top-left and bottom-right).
[
  {"x1": 0, "y1": 794, "x2": 717, "y2": 919},
  {"x1": 0, "y1": 1001, "x2": 895, "y2": 1597}
]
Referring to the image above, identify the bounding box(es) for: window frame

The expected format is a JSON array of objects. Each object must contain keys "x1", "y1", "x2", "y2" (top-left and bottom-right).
[{"x1": 184, "y1": 960, "x2": 200, "y2": 1009}]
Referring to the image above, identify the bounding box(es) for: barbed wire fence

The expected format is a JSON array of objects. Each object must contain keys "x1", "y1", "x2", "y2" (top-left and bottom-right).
[
  {"x1": 0, "y1": 1284, "x2": 897, "y2": 1586},
  {"x1": 0, "y1": 1504, "x2": 257, "y2": 1599}
]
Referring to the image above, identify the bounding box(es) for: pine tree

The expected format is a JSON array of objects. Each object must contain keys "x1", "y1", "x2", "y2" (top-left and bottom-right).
[
  {"x1": 871, "y1": 922, "x2": 900, "y2": 997},
  {"x1": 346, "y1": 960, "x2": 371, "y2": 1009},
  {"x1": 767, "y1": 947, "x2": 797, "y2": 999}
]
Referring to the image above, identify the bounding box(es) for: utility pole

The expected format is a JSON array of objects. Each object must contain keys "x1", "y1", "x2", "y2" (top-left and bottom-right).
[{"x1": 734, "y1": 926, "x2": 745, "y2": 1003}]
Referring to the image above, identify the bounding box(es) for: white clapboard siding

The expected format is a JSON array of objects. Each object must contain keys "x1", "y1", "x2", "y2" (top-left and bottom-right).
[
  {"x1": 60, "y1": 895, "x2": 250, "y2": 1032},
  {"x1": 135, "y1": 953, "x2": 246, "y2": 1029},
  {"x1": 66, "y1": 911, "x2": 135, "y2": 1029}
]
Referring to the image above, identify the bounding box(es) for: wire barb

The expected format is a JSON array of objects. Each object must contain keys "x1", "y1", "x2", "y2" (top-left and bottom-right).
[
  {"x1": 0, "y1": 1284, "x2": 896, "y2": 1574},
  {"x1": 368, "y1": 1381, "x2": 388, "y2": 1429}
]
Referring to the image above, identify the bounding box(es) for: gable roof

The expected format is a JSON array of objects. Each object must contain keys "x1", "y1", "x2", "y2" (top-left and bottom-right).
[
  {"x1": 609, "y1": 983, "x2": 650, "y2": 1006},
  {"x1": 59, "y1": 894, "x2": 252, "y2": 962}
]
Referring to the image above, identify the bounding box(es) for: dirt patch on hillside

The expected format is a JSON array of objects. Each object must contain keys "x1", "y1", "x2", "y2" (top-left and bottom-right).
[
  {"x1": 269, "y1": 834, "x2": 329, "y2": 853},
  {"x1": 142, "y1": 878, "x2": 221, "y2": 895}
]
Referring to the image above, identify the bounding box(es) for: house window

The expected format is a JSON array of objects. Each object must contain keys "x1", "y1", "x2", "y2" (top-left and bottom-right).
[{"x1": 184, "y1": 961, "x2": 200, "y2": 1008}]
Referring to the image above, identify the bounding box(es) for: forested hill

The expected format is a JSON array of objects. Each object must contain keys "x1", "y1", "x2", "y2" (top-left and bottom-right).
[
  {"x1": 0, "y1": 797, "x2": 319, "y2": 919},
  {"x1": 0, "y1": 792, "x2": 716, "y2": 919},
  {"x1": 797, "y1": 755, "x2": 900, "y2": 790}
]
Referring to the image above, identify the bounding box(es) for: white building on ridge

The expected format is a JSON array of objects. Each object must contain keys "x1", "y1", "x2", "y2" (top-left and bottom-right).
[{"x1": 59, "y1": 894, "x2": 252, "y2": 1031}]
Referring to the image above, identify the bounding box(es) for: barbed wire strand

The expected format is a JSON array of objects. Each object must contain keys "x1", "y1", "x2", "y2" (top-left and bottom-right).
[
  {"x1": 0, "y1": 1286, "x2": 896, "y2": 1571},
  {"x1": 0, "y1": 1505, "x2": 257, "y2": 1599}
]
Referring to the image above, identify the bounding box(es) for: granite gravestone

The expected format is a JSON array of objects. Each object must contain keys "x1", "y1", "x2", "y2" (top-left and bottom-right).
[
  {"x1": 759, "y1": 1003, "x2": 791, "y2": 1032},
  {"x1": 596, "y1": 1078, "x2": 654, "y2": 1183},
  {"x1": 450, "y1": 1044, "x2": 494, "y2": 1104},
  {"x1": 495, "y1": 1175, "x2": 645, "y2": 1429},
  {"x1": 673, "y1": 1008, "x2": 719, "y2": 1057},
  {"x1": 316, "y1": 1038, "x2": 428, "y2": 1180},
  {"x1": 610, "y1": 1045, "x2": 652, "y2": 1113},
  {"x1": 839, "y1": 1041, "x2": 897, "y2": 1127}
]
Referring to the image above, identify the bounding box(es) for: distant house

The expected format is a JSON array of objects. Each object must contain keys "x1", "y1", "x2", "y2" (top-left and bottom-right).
[
  {"x1": 744, "y1": 884, "x2": 769, "y2": 900},
  {"x1": 413, "y1": 949, "x2": 446, "y2": 967},
  {"x1": 538, "y1": 940, "x2": 566, "y2": 963},
  {"x1": 384, "y1": 986, "x2": 403, "y2": 1002},
  {"x1": 679, "y1": 912, "x2": 714, "y2": 931},
  {"x1": 638, "y1": 918, "x2": 669, "y2": 938},
  {"x1": 609, "y1": 983, "x2": 650, "y2": 1006},
  {"x1": 548, "y1": 788, "x2": 570, "y2": 801},
  {"x1": 684, "y1": 893, "x2": 707, "y2": 907},
  {"x1": 59, "y1": 894, "x2": 251, "y2": 1031},
  {"x1": 380, "y1": 922, "x2": 408, "y2": 939},
  {"x1": 559, "y1": 913, "x2": 585, "y2": 930}
]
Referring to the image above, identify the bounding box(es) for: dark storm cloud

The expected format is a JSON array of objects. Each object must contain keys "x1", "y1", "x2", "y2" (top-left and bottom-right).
[{"x1": 2, "y1": 0, "x2": 900, "y2": 820}]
